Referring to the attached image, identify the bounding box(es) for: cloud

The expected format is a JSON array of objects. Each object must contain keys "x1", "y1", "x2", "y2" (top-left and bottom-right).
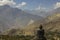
[
  {"x1": 35, "y1": 6, "x2": 47, "y2": 11},
  {"x1": 35, "y1": 6, "x2": 41, "y2": 10},
  {"x1": 0, "y1": 0, "x2": 16, "y2": 6},
  {"x1": 0, "y1": 0, "x2": 27, "y2": 9},
  {"x1": 16, "y1": 2, "x2": 27, "y2": 9},
  {"x1": 54, "y1": 2, "x2": 60, "y2": 9}
]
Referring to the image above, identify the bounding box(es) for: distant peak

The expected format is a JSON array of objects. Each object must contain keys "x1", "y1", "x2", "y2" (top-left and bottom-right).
[
  {"x1": 0, "y1": 5, "x2": 11, "y2": 9},
  {"x1": 3, "y1": 5, "x2": 10, "y2": 7}
]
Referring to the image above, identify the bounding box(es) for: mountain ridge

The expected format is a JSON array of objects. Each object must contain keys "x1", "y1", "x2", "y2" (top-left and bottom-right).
[{"x1": 0, "y1": 5, "x2": 43, "y2": 33}]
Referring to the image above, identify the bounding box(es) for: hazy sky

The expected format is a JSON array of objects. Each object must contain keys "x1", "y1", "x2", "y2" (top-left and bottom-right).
[
  {"x1": 0, "y1": 0, "x2": 60, "y2": 11},
  {"x1": 14, "y1": 0, "x2": 60, "y2": 10}
]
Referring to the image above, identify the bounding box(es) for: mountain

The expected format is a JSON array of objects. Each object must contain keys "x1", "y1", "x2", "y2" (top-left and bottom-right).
[
  {"x1": 2, "y1": 6, "x2": 60, "y2": 35},
  {"x1": 25, "y1": 10, "x2": 49, "y2": 17},
  {"x1": 53, "y1": 7, "x2": 60, "y2": 13},
  {"x1": 0, "y1": 5, "x2": 43, "y2": 33},
  {"x1": 42, "y1": 7, "x2": 60, "y2": 32},
  {"x1": 44, "y1": 13, "x2": 60, "y2": 31},
  {"x1": 21, "y1": 8, "x2": 60, "y2": 35},
  {"x1": 23, "y1": 20, "x2": 41, "y2": 35},
  {"x1": 3, "y1": 20, "x2": 42, "y2": 35}
]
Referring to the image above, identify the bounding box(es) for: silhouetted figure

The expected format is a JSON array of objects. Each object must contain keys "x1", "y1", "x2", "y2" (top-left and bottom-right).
[{"x1": 36, "y1": 25, "x2": 47, "y2": 40}]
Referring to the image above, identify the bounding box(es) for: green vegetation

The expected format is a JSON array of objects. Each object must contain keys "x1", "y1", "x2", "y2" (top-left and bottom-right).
[
  {"x1": 0, "y1": 31, "x2": 60, "y2": 40},
  {"x1": 0, "y1": 35, "x2": 34, "y2": 40},
  {"x1": 46, "y1": 31, "x2": 60, "y2": 40}
]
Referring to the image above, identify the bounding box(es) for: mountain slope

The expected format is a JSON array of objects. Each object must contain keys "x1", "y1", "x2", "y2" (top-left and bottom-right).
[
  {"x1": 22, "y1": 8, "x2": 60, "y2": 35},
  {"x1": 4, "y1": 20, "x2": 41, "y2": 35},
  {"x1": 44, "y1": 13, "x2": 60, "y2": 31},
  {"x1": 0, "y1": 5, "x2": 43, "y2": 33}
]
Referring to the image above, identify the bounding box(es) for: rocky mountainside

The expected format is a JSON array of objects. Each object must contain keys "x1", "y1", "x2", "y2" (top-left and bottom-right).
[
  {"x1": 22, "y1": 13, "x2": 60, "y2": 35},
  {"x1": 2, "y1": 6, "x2": 60, "y2": 35},
  {"x1": 22, "y1": 8, "x2": 60, "y2": 35},
  {"x1": 0, "y1": 5, "x2": 43, "y2": 33},
  {"x1": 2, "y1": 9, "x2": 60, "y2": 35},
  {"x1": 44, "y1": 13, "x2": 60, "y2": 31}
]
